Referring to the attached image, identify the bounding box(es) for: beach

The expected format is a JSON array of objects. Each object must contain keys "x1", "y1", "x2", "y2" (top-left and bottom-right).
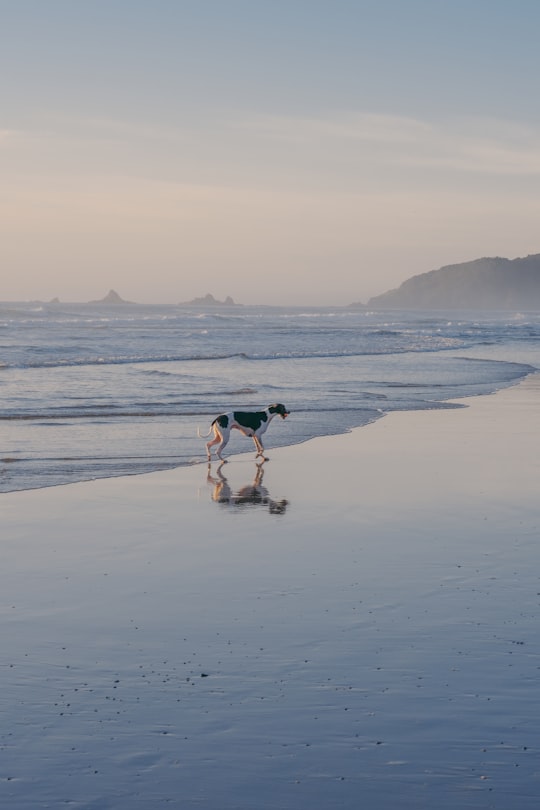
[{"x1": 2, "y1": 374, "x2": 539, "y2": 809}]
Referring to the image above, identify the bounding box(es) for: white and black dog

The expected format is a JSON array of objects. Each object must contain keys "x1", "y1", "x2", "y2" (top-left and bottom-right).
[{"x1": 198, "y1": 403, "x2": 290, "y2": 462}]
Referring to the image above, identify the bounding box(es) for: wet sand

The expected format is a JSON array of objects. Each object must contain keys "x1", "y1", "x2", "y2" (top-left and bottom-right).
[{"x1": 2, "y1": 375, "x2": 539, "y2": 809}]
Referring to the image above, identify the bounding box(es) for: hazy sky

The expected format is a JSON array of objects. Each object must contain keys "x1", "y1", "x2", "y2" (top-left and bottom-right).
[{"x1": 2, "y1": 0, "x2": 540, "y2": 305}]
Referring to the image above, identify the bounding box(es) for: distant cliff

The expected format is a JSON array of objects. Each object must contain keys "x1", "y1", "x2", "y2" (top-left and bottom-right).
[
  {"x1": 182, "y1": 293, "x2": 237, "y2": 306},
  {"x1": 368, "y1": 255, "x2": 540, "y2": 310},
  {"x1": 88, "y1": 289, "x2": 133, "y2": 305}
]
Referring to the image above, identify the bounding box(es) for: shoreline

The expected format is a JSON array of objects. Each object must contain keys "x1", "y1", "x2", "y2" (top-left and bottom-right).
[
  {"x1": 2, "y1": 366, "x2": 535, "y2": 497},
  {"x1": 3, "y1": 374, "x2": 540, "y2": 809}
]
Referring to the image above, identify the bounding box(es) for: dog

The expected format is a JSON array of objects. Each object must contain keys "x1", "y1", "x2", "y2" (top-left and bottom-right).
[{"x1": 198, "y1": 403, "x2": 290, "y2": 461}]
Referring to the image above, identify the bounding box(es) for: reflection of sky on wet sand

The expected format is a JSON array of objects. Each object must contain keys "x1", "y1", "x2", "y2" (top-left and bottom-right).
[
  {"x1": 206, "y1": 462, "x2": 288, "y2": 515},
  {"x1": 1, "y1": 378, "x2": 539, "y2": 809}
]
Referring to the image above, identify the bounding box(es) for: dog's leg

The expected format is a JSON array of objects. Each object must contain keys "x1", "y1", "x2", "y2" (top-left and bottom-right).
[
  {"x1": 253, "y1": 435, "x2": 267, "y2": 460},
  {"x1": 215, "y1": 428, "x2": 230, "y2": 461},
  {"x1": 206, "y1": 426, "x2": 223, "y2": 461}
]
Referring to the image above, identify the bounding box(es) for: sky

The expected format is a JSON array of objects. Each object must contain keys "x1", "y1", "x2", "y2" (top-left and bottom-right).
[{"x1": 2, "y1": 0, "x2": 540, "y2": 306}]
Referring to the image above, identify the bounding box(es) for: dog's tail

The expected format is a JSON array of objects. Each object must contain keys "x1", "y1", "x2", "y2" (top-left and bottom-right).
[{"x1": 197, "y1": 424, "x2": 213, "y2": 439}]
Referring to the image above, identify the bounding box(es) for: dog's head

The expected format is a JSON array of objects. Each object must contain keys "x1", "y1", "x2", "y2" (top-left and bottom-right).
[{"x1": 269, "y1": 403, "x2": 290, "y2": 419}]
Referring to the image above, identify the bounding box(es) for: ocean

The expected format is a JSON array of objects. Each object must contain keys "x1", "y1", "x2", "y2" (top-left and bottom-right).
[{"x1": 1, "y1": 302, "x2": 538, "y2": 493}]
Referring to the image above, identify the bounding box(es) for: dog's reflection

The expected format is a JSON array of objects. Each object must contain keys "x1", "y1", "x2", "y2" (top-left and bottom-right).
[{"x1": 206, "y1": 462, "x2": 289, "y2": 515}]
